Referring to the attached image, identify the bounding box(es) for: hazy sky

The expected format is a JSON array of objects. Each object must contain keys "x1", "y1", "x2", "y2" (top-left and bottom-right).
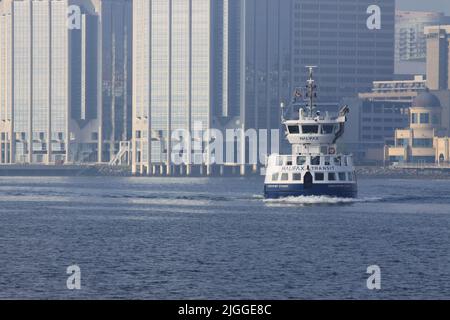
[{"x1": 397, "y1": 0, "x2": 450, "y2": 14}]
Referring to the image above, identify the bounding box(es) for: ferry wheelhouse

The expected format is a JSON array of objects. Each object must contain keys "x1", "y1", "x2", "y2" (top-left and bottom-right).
[{"x1": 264, "y1": 67, "x2": 358, "y2": 199}]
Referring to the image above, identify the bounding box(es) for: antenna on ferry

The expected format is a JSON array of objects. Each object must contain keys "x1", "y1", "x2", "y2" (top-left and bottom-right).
[
  {"x1": 305, "y1": 66, "x2": 317, "y2": 118},
  {"x1": 280, "y1": 102, "x2": 286, "y2": 122}
]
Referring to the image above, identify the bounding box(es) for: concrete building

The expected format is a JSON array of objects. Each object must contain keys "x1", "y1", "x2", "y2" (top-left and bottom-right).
[
  {"x1": 0, "y1": 0, "x2": 101, "y2": 165},
  {"x1": 387, "y1": 91, "x2": 450, "y2": 164},
  {"x1": 395, "y1": 11, "x2": 450, "y2": 75},
  {"x1": 425, "y1": 25, "x2": 450, "y2": 91},
  {"x1": 431, "y1": 90, "x2": 450, "y2": 136},
  {"x1": 342, "y1": 76, "x2": 426, "y2": 164}
]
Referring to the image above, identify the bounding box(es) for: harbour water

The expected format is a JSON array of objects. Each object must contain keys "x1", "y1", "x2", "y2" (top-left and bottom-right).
[{"x1": 0, "y1": 176, "x2": 449, "y2": 299}]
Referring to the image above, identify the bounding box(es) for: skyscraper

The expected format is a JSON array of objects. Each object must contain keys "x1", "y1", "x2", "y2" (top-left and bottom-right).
[
  {"x1": 425, "y1": 25, "x2": 450, "y2": 91},
  {"x1": 132, "y1": 0, "x2": 214, "y2": 175},
  {"x1": 0, "y1": 0, "x2": 101, "y2": 164},
  {"x1": 97, "y1": 0, "x2": 132, "y2": 162},
  {"x1": 291, "y1": 0, "x2": 395, "y2": 109},
  {"x1": 132, "y1": 0, "x2": 291, "y2": 175},
  {"x1": 230, "y1": 0, "x2": 292, "y2": 148}
]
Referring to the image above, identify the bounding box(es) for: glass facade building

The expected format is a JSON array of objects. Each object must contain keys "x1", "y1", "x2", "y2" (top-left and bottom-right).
[
  {"x1": 0, "y1": 0, "x2": 70, "y2": 164},
  {"x1": 99, "y1": 0, "x2": 132, "y2": 162},
  {"x1": 236, "y1": 0, "x2": 292, "y2": 164},
  {"x1": 133, "y1": 0, "x2": 213, "y2": 175},
  {"x1": 0, "y1": 0, "x2": 101, "y2": 164},
  {"x1": 291, "y1": 0, "x2": 395, "y2": 110},
  {"x1": 132, "y1": 0, "x2": 292, "y2": 175}
]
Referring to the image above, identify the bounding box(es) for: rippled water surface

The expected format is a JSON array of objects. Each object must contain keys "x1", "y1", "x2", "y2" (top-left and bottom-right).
[{"x1": 0, "y1": 176, "x2": 449, "y2": 299}]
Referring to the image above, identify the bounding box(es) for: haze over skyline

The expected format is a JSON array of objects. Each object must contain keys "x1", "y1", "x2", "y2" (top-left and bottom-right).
[{"x1": 397, "y1": 0, "x2": 450, "y2": 15}]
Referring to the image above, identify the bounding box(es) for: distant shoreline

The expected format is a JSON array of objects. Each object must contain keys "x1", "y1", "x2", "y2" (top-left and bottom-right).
[
  {"x1": 356, "y1": 166, "x2": 450, "y2": 179},
  {"x1": 1, "y1": 164, "x2": 450, "y2": 179}
]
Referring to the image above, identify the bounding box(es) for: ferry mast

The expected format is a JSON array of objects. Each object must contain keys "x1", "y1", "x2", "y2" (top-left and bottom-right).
[{"x1": 305, "y1": 66, "x2": 317, "y2": 118}]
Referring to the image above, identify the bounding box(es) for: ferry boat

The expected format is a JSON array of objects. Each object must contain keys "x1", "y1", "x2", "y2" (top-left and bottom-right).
[{"x1": 264, "y1": 67, "x2": 358, "y2": 199}]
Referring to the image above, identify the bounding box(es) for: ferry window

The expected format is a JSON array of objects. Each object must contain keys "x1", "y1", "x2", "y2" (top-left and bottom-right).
[
  {"x1": 328, "y1": 173, "x2": 336, "y2": 181},
  {"x1": 297, "y1": 156, "x2": 306, "y2": 165},
  {"x1": 343, "y1": 157, "x2": 348, "y2": 166},
  {"x1": 286, "y1": 159, "x2": 293, "y2": 166},
  {"x1": 411, "y1": 113, "x2": 418, "y2": 124},
  {"x1": 311, "y1": 156, "x2": 320, "y2": 165},
  {"x1": 320, "y1": 146, "x2": 328, "y2": 154},
  {"x1": 288, "y1": 126, "x2": 300, "y2": 134},
  {"x1": 322, "y1": 125, "x2": 335, "y2": 134},
  {"x1": 347, "y1": 157, "x2": 352, "y2": 166},
  {"x1": 281, "y1": 173, "x2": 289, "y2": 181},
  {"x1": 272, "y1": 173, "x2": 279, "y2": 181},
  {"x1": 302, "y1": 125, "x2": 319, "y2": 134},
  {"x1": 324, "y1": 156, "x2": 331, "y2": 166},
  {"x1": 293, "y1": 173, "x2": 302, "y2": 181},
  {"x1": 276, "y1": 157, "x2": 283, "y2": 166},
  {"x1": 348, "y1": 172, "x2": 354, "y2": 181},
  {"x1": 339, "y1": 173, "x2": 347, "y2": 181},
  {"x1": 315, "y1": 173, "x2": 324, "y2": 181},
  {"x1": 334, "y1": 156, "x2": 342, "y2": 166}
]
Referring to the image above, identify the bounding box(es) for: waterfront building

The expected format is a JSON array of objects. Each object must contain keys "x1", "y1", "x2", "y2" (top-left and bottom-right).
[
  {"x1": 344, "y1": 21, "x2": 450, "y2": 164},
  {"x1": 387, "y1": 91, "x2": 450, "y2": 164},
  {"x1": 0, "y1": 0, "x2": 101, "y2": 164},
  {"x1": 342, "y1": 76, "x2": 426, "y2": 164}
]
